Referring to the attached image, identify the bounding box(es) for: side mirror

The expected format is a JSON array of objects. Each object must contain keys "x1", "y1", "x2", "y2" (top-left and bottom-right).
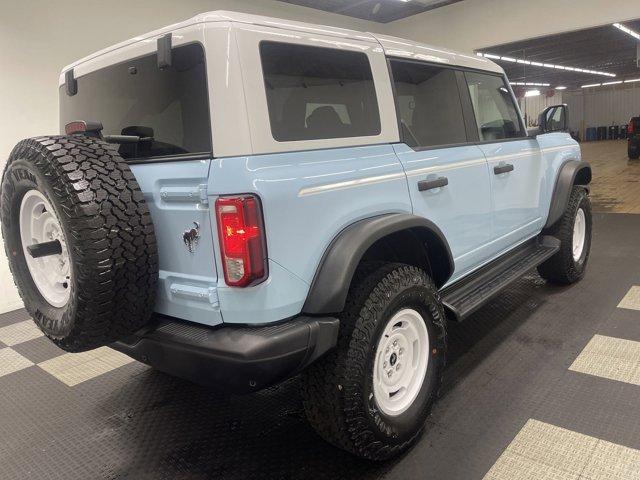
[{"x1": 537, "y1": 104, "x2": 569, "y2": 135}]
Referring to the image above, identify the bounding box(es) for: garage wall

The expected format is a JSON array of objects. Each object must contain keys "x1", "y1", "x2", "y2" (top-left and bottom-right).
[
  {"x1": 0, "y1": 0, "x2": 383, "y2": 314},
  {"x1": 386, "y1": 0, "x2": 640, "y2": 52},
  {"x1": 564, "y1": 85, "x2": 640, "y2": 137}
]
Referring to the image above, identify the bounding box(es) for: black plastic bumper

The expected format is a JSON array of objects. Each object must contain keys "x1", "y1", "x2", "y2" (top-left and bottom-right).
[{"x1": 112, "y1": 315, "x2": 339, "y2": 393}]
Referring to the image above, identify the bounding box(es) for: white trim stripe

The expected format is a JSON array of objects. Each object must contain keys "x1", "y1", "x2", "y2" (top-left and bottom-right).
[
  {"x1": 298, "y1": 171, "x2": 406, "y2": 197},
  {"x1": 406, "y1": 158, "x2": 487, "y2": 177}
]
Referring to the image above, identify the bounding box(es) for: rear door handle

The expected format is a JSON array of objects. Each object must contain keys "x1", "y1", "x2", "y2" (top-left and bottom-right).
[
  {"x1": 494, "y1": 164, "x2": 514, "y2": 175},
  {"x1": 418, "y1": 176, "x2": 448, "y2": 192}
]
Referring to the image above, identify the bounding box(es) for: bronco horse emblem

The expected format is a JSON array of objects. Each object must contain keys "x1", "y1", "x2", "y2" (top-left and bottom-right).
[{"x1": 182, "y1": 222, "x2": 200, "y2": 253}]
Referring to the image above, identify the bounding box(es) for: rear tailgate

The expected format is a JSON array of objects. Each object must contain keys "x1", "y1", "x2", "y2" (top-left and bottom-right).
[{"x1": 130, "y1": 160, "x2": 222, "y2": 326}]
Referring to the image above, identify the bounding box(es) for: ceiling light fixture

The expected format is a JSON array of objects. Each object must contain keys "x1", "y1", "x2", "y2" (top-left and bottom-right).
[
  {"x1": 613, "y1": 22, "x2": 640, "y2": 40},
  {"x1": 583, "y1": 78, "x2": 640, "y2": 87},
  {"x1": 477, "y1": 52, "x2": 616, "y2": 77},
  {"x1": 524, "y1": 89, "x2": 541, "y2": 97},
  {"x1": 556, "y1": 86, "x2": 568, "y2": 90},
  {"x1": 510, "y1": 82, "x2": 550, "y2": 87}
]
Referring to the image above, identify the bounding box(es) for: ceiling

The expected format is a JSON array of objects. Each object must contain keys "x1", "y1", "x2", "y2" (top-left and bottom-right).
[
  {"x1": 480, "y1": 19, "x2": 640, "y2": 90},
  {"x1": 277, "y1": 0, "x2": 463, "y2": 23}
]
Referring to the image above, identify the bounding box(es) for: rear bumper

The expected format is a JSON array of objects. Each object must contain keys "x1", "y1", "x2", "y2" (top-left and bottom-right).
[{"x1": 112, "y1": 315, "x2": 339, "y2": 393}]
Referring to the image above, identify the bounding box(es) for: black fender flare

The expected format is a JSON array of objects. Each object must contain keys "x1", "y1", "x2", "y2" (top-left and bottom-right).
[
  {"x1": 545, "y1": 160, "x2": 592, "y2": 229},
  {"x1": 302, "y1": 214, "x2": 454, "y2": 315}
]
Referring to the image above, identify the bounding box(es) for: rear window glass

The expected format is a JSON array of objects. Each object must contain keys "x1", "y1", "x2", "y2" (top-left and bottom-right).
[
  {"x1": 259, "y1": 42, "x2": 381, "y2": 142},
  {"x1": 60, "y1": 43, "x2": 211, "y2": 161},
  {"x1": 390, "y1": 60, "x2": 467, "y2": 148}
]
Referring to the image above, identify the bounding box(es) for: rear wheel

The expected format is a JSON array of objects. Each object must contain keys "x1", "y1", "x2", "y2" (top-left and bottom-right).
[
  {"x1": 538, "y1": 186, "x2": 592, "y2": 284},
  {"x1": 301, "y1": 262, "x2": 446, "y2": 460}
]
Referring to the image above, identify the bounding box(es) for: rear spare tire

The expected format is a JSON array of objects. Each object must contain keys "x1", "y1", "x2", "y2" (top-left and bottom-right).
[{"x1": 0, "y1": 135, "x2": 158, "y2": 352}]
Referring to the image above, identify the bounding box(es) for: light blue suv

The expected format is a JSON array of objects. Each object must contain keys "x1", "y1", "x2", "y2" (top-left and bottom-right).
[{"x1": 0, "y1": 12, "x2": 592, "y2": 460}]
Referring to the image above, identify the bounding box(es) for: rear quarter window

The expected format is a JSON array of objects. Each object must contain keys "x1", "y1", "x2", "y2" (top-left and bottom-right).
[
  {"x1": 259, "y1": 41, "x2": 381, "y2": 142},
  {"x1": 60, "y1": 43, "x2": 211, "y2": 161}
]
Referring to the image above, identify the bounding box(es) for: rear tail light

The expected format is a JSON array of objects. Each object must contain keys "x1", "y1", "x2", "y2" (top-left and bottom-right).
[
  {"x1": 64, "y1": 120, "x2": 104, "y2": 136},
  {"x1": 215, "y1": 195, "x2": 268, "y2": 287},
  {"x1": 629, "y1": 120, "x2": 635, "y2": 135}
]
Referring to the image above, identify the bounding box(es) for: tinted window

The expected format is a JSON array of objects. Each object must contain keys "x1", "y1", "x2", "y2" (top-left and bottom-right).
[
  {"x1": 60, "y1": 43, "x2": 211, "y2": 160},
  {"x1": 465, "y1": 72, "x2": 524, "y2": 141},
  {"x1": 390, "y1": 60, "x2": 467, "y2": 148},
  {"x1": 260, "y1": 42, "x2": 381, "y2": 142}
]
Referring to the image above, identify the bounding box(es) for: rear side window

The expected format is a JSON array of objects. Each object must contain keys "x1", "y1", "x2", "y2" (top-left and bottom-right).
[
  {"x1": 60, "y1": 43, "x2": 211, "y2": 161},
  {"x1": 464, "y1": 72, "x2": 524, "y2": 141},
  {"x1": 390, "y1": 60, "x2": 467, "y2": 148},
  {"x1": 260, "y1": 42, "x2": 381, "y2": 142}
]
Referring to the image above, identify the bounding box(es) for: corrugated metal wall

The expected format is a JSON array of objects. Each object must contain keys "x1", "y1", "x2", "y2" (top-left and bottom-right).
[
  {"x1": 564, "y1": 83, "x2": 640, "y2": 137},
  {"x1": 517, "y1": 92, "x2": 564, "y2": 127}
]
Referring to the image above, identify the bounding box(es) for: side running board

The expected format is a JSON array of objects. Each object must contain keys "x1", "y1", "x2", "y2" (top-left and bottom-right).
[{"x1": 441, "y1": 236, "x2": 560, "y2": 322}]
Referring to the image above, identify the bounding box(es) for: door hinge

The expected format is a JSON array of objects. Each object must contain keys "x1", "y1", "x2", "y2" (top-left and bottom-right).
[
  {"x1": 169, "y1": 283, "x2": 219, "y2": 307},
  {"x1": 159, "y1": 184, "x2": 209, "y2": 206}
]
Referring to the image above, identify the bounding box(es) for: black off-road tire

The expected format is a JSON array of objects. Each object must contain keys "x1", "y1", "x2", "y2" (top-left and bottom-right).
[
  {"x1": 0, "y1": 135, "x2": 158, "y2": 352},
  {"x1": 537, "y1": 186, "x2": 592, "y2": 284},
  {"x1": 301, "y1": 262, "x2": 447, "y2": 461}
]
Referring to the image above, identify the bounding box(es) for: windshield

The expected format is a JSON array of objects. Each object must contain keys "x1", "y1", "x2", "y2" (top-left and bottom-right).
[{"x1": 60, "y1": 43, "x2": 211, "y2": 161}]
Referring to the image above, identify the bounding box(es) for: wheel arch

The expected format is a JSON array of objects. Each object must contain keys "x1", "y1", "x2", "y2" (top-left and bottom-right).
[
  {"x1": 302, "y1": 214, "x2": 454, "y2": 315},
  {"x1": 544, "y1": 160, "x2": 592, "y2": 229}
]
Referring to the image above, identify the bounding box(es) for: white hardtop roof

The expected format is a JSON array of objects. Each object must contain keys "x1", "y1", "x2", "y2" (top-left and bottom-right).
[{"x1": 61, "y1": 10, "x2": 503, "y2": 75}]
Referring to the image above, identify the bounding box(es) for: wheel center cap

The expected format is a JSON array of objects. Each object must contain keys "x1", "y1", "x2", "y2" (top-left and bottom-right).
[{"x1": 389, "y1": 352, "x2": 397, "y2": 366}]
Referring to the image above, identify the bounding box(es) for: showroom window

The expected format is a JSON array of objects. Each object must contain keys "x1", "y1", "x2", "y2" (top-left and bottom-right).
[
  {"x1": 464, "y1": 71, "x2": 525, "y2": 141},
  {"x1": 60, "y1": 43, "x2": 211, "y2": 160},
  {"x1": 390, "y1": 60, "x2": 468, "y2": 148},
  {"x1": 259, "y1": 41, "x2": 381, "y2": 142}
]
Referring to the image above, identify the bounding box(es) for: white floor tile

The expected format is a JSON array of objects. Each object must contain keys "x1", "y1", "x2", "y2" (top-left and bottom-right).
[
  {"x1": 569, "y1": 335, "x2": 640, "y2": 386},
  {"x1": 618, "y1": 286, "x2": 640, "y2": 311},
  {"x1": 484, "y1": 420, "x2": 640, "y2": 480},
  {"x1": 582, "y1": 440, "x2": 640, "y2": 480},
  {"x1": 0, "y1": 320, "x2": 43, "y2": 346},
  {"x1": 0, "y1": 348, "x2": 34, "y2": 377},
  {"x1": 38, "y1": 347, "x2": 134, "y2": 386}
]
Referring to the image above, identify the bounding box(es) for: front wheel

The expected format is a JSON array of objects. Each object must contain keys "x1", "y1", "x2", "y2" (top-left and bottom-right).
[
  {"x1": 300, "y1": 262, "x2": 447, "y2": 461},
  {"x1": 538, "y1": 186, "x2": 592, "y2": 284}
]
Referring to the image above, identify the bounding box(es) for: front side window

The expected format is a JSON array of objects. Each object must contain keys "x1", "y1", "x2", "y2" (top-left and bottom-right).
[
  {"x1": 465, "y1": 72, "x2": 524, "y2": 141},
  {"x1": 260, "y1": 42, "x2": 381, "y2": 142},
  {"x1": 390, "y1": 60, "x2": 467, "y2": 148},
  {"x1": 60, "y1": 43, "x2": 211, "y2": 160}
]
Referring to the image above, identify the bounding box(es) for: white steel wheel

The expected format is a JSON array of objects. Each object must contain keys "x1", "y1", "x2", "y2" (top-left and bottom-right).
[
  {"x1": 19, "y1": 190, "x2": 71, "y2": 308},
  {"x1": 572, "y1": 208, "x2": 586, "y2": 261},
  {"x1": 373, "y1": 308, "x2": 430, "y2": 417}
]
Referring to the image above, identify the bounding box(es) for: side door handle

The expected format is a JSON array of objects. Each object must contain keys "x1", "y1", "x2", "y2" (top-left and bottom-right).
[
  {"x1": 494, "y1": 163, "x2": 514, "y2": 175},
  {"x1": 418, "y1": 176, "x2": 448, "y2": 192}
]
